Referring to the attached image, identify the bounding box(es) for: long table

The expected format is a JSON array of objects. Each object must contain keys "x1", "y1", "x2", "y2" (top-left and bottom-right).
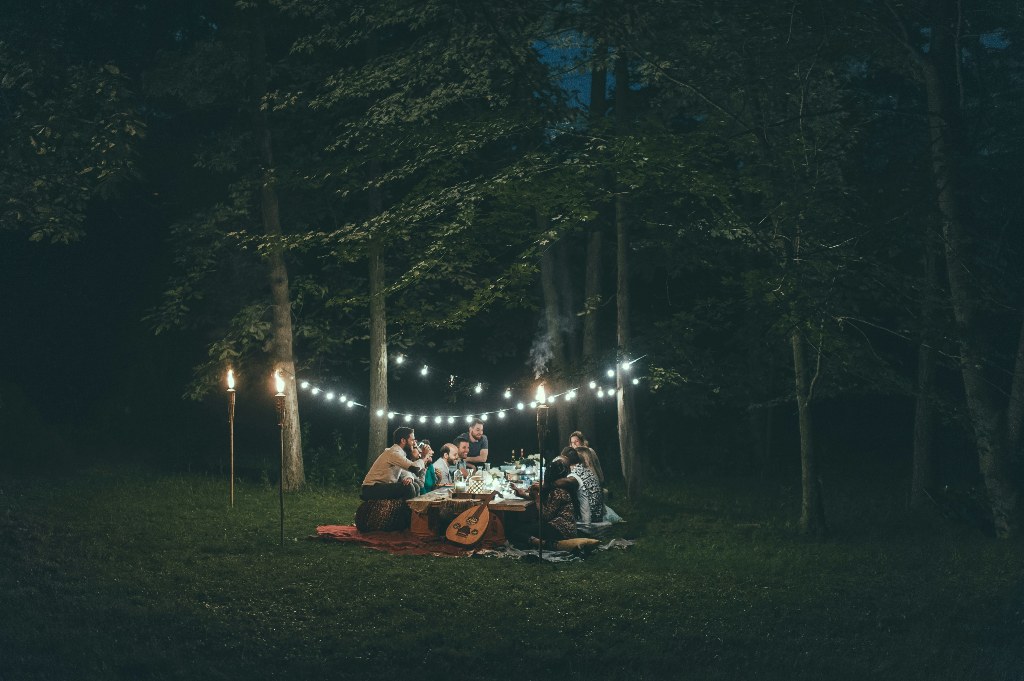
[{"x1": 406, "y1": 488, "x2": 532, "y2": 545}]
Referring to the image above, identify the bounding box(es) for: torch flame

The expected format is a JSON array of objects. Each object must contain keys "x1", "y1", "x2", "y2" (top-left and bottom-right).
[
  {"x1": 535, "y1": 384, "x2": 546, "y2": 403},
  {"x1": 274, "y1": 370, "x2": 286, "y2": 395},
  {"x1": 227, "y1": 369, "x2": 235, "y2": 390}
]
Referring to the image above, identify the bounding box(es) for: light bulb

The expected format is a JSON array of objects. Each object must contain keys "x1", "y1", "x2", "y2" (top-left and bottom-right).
[
  {"x1": 498, "y1": 411, "x2": 506, "y2": 419},
  {"x1": 504, "y1": 389, "x2": 511, "y2": 399},
  {"x1": 516, "y1": 402, "x2": 524, "y2": 410}
]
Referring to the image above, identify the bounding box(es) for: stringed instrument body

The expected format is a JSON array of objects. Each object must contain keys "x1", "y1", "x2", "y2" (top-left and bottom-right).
[{"x1": 445, "y1": 497, "x2": 493, "y2": 546}]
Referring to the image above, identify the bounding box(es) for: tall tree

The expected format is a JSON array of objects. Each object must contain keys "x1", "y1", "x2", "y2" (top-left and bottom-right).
[{"x1": 886, "y1": 0, "x2": 1024, "y2": 535}]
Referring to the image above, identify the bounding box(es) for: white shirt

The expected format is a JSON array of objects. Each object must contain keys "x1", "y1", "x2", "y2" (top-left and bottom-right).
[
  {"x1": 362, "y1": 445, "x2": 424, "y2": 486},
  {"x1": 433, "y1": 458, "x2": 454, "y2": 485}
]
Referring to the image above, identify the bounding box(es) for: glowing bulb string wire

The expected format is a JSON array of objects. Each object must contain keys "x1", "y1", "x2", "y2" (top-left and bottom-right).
[{"x1": 275, "y1": 364, "x2": 646, "y2": 422}]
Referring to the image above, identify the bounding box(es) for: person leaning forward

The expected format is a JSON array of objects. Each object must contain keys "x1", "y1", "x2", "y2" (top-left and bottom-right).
[{"x1": 361, "y1": 427, "x2": 426, "y2": 500}]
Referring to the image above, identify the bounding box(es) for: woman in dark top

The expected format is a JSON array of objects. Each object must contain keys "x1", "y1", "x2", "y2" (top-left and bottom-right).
[{"x1": 510, "y1": 458, "x2": 577, "y2": 547}]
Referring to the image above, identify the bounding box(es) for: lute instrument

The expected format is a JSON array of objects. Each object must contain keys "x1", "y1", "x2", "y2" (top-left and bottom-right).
[{"x1": 445, "y1": 496, "x2": 493, "y2": 546}]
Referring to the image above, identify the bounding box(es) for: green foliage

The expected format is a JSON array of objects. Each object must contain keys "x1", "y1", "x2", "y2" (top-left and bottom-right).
[{"x1": 0, "y1": 7, "x2": 143, "y2": 243}]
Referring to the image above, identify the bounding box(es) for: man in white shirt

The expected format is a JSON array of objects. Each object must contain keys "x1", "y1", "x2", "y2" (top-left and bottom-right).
[
  {"x1": 432, "y1": 443, "x2": 461, "y2": 486},
  {"x1": 360, "y1": 427, "x2": 426, "y2": 500}
]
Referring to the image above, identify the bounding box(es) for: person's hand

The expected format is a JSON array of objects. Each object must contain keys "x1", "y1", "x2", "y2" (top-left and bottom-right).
[{"x1": 401, "y1": 477, "x2": 413, "y2": 486}]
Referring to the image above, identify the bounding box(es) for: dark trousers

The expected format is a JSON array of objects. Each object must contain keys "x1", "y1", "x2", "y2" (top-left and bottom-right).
[{"x1": 360, "y1": 482, "x2": 416, "y2": 501}]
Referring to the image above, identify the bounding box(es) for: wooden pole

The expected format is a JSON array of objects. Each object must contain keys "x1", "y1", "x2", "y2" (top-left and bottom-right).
[
  {"x1": 536, "y1": 402, "x2": 548, "y2": 560},
  {"x1": 275, "y1": 390, "x2": 286, "y2": 546},
  {"x1": 228, "y1": 389, "x2": 236, "y2": 508}
]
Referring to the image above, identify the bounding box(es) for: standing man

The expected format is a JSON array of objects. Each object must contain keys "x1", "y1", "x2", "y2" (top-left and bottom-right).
[
  {"x1": 458, "y1": 418, "x2": 489, "y2": 467},
  {"x1": 361, "y1": 427, "x2": 425, "y2": 500}
]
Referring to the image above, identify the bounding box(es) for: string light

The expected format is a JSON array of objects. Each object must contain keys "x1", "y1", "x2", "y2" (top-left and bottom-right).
[{"x1": 292, "y1": 354, "x2": 648, "y2": 423}]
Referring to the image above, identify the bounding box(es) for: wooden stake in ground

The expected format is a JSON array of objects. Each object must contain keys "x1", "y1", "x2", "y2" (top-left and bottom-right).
[
  {"x1": 227, "y1": 369, "x2": 236, "y2": 509},
  {"x1": 536, "y1": 384, "x2": 548, "y2": 561},
  {"x1": 274, "y1": 371, "x2": 286, "y2": 547}
]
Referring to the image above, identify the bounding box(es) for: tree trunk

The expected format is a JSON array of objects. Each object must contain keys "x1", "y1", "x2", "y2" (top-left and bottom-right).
[
  {"x1": 791, "y1": 330, "x2": 825, "y2": 536},
  {"x1": 577, "y1": 41, "x2": 607, "y2": 448},
  {"x1": 916, "y1": 5, "x2": 1018, "y2": 535},
  {"x1": 367, "y1": 229, "x2": 388, "y2": 467},
  {"x1": 578, "y1": 227, "x2": 602, "y2": 446},
  {"x1": 365, "y1": 35, "x2": 388, "y2": 468},
  {"x1": 910, "y1": 236, "x2": 939, "y2": 508},
  {"x1": 252, "y1": 24, "x2": 303, "y2": 490},
  {"x1": 538, "y1": 211, "x2": 573, "y2": 445},
  {"x1": 613, "y1": 47, "x2": 640, "y2": 498}
]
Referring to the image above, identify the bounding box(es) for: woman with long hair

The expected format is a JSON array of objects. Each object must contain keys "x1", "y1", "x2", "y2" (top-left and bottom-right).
[{"x1": 510, "y1": 458, "x2": 577, "y2": 547}]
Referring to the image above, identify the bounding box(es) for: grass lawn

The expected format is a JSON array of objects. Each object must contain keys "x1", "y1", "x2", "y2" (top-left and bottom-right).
[{"x1": 1, "y1": 466, "x2": 1022, "y2": 680}]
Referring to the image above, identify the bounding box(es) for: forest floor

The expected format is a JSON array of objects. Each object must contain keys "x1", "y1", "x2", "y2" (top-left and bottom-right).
[{"x1": 1, "y1": 466, "x2": 1022, "y2": 680}]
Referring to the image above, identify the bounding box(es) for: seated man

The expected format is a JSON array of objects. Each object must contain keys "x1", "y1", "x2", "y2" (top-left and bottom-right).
[
  {"x1": 457, "y1": 419, "x2": 489, "y2": 467},
  {"x1": 452, "y1": 435, "x2": 474, "y2": 475},
  {"x1": 361, "y1": 427, "x2": 426, "y2": 500},
  {"x1": 432, "y1": 443, "x2": 461, "y2": 486}
]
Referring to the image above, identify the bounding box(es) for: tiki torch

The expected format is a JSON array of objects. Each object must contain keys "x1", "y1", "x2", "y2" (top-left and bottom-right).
[
  {"x1": 274, "y1": 370, "x2": 286, "y2": 547},
  {"x1": 227, "y1": 369, "x2": 236, "y2": 508},
  {"x1": 535, "y1": 383, "x2": 548, "y2": 560}
]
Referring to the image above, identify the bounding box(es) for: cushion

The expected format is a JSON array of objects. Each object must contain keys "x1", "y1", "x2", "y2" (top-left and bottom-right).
[
  {"x1": 553, "y1": 537, "x2": 601, "y2": 552},
  {"x1": 355, "y1": 499, "x2": 411, "y2": 532}
]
